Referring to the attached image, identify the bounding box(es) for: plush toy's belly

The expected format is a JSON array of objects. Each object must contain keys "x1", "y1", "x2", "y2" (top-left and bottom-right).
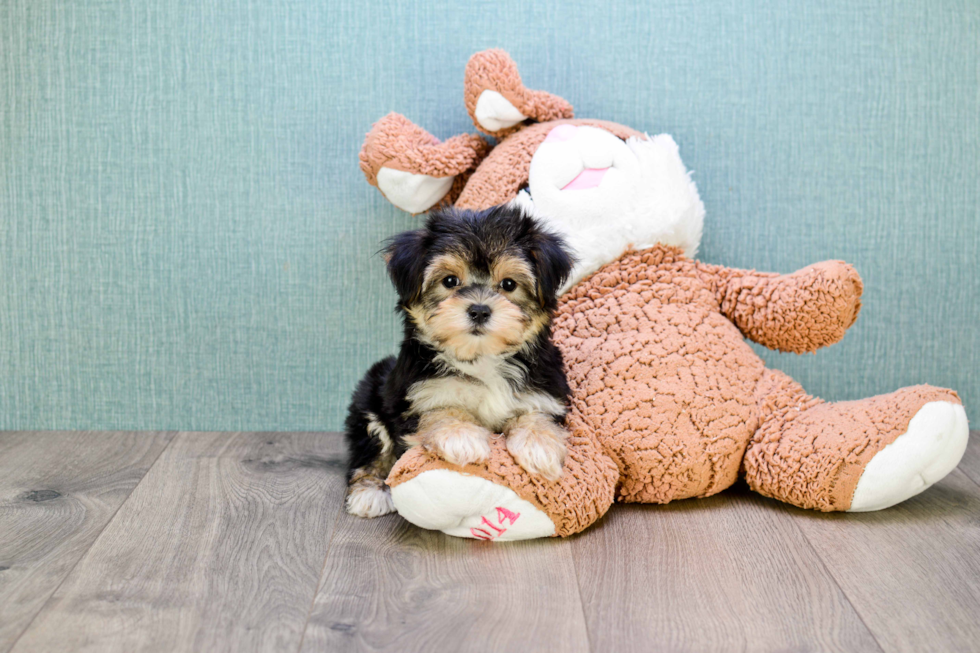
[{"x1": 554, "y1": 253, "x2": 767, "y2": 503}]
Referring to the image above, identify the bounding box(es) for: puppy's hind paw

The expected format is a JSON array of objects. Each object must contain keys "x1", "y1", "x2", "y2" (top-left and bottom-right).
[{"x1": 346, "y1": 479, "x2": 396, "y2": 518}]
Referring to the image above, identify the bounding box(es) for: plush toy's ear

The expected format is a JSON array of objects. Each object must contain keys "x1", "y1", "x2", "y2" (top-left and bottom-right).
[
  {"x1": 464, "y1": 49, "x2": 574, "y2": 139},
  {"x1": 360, "y1": 113, "x2": 491, "y2": 214}
]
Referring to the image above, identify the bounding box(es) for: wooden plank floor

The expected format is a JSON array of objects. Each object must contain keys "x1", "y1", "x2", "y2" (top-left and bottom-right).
[
  {"x1": 0, "y1": 431, "x2": 175, "y2": 648},
  {"x1": 1, "y1": 431, "x2": 978, "y2": 653}
]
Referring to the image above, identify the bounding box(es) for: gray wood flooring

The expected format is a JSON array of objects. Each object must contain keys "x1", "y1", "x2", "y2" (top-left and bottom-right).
[{"x1": 1, "y1": 430, "x2": 978, "y2": 653}]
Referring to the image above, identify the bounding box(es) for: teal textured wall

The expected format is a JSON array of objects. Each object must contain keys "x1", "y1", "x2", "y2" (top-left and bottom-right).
[{"x1": 1, "y1": 1, "x2": 977, "y2": 430}]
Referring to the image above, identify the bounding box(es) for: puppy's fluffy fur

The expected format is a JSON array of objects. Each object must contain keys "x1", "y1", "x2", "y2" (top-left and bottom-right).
[{"x1": 345, "y1": 205, "x2": 574, "y2": 518}]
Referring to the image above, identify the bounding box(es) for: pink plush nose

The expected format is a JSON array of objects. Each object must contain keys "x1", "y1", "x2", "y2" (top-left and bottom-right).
[{"x1": 544, "y1": 124, "x2": 577, "y2": 143}]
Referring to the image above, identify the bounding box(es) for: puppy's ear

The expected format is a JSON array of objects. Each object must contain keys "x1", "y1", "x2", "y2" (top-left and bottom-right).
[
  {"x1": 529, "y1": 229, "x2": 574, "y2": 310},
  {"x1": 384, "y1": 228, "x2": 429, "y2": 304}
]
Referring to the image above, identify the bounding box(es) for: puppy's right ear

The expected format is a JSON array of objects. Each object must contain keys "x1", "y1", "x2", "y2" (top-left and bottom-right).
[{"x1": 384, "y1": 228, "x2": 429, "y2": 304}]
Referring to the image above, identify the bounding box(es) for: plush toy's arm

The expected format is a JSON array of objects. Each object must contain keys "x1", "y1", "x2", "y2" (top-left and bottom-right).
[{"x1": 695, "y1": 260, "x2": 863, "y2": 353}]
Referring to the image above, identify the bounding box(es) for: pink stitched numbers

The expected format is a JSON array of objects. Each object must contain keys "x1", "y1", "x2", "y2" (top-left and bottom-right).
[{"x1": 470, "y1": 507, "x2": 521, "y2": 540}]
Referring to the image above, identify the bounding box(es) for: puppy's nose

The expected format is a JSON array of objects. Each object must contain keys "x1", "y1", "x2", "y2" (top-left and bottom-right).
[{"x1": 467, "y1": 304, "x2": 492, "y2": 325}]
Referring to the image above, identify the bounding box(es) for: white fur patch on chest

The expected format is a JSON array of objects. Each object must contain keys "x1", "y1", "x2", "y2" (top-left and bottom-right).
[{"x1": 406, "y1": 355, "x2": 565, "y2": 432}]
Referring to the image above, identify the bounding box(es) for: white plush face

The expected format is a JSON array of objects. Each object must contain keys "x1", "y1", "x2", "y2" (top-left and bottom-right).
[{"x1": 512, "y1": 125, "x2": 705, "y2": 292}]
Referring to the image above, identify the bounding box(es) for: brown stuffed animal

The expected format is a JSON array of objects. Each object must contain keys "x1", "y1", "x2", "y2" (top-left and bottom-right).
[{"x1": 358, "y1": 49, "x2": 969, "y2": 541}]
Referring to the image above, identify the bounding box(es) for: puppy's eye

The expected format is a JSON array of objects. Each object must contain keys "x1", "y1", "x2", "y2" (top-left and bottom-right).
[
  {"x1": 500, "y1": 278, "x2": 517, "y2": 292},
  {"x1": 442, "y1": 276, "x2": 460, "y2": 289}
]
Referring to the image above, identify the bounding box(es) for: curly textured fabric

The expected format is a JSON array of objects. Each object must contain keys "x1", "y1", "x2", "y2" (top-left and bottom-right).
[
  {"x1": 745, "y1": 370, "x2": 960, "y2": 510},
  {"x1": 696, "y1": 260, "x2": 864, "y2": 354},
  {"x1": 558, "y1": 246, "x2": 961, "y2": 511},
  {"x1": 387, "y1": 411, "x2": 619, "y2": 537},
  {"x1": 463, "y1": 49, "x2": 574, "y2": 139},
  {"x1": 555, "y1": 246, "x2": 767, "y2": 503}
]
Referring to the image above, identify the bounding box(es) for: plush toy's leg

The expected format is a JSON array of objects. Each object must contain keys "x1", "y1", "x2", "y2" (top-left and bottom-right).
[
  {"x1": 744, "y1": 369, "x2": 968, "y2": 511},
  {"x1": 386, "y1": 418, "x2": 618, "y2": 541}
]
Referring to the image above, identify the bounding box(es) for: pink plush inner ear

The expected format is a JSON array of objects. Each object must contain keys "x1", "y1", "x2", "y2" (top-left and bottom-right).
[{"x1": 562, "y1": 167, "x2": 608, "y2": 190}]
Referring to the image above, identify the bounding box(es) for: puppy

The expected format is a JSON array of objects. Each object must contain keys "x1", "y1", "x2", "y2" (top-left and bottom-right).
[{"x1": 344, "y1": 204, "x2": 575, "y2": 518}]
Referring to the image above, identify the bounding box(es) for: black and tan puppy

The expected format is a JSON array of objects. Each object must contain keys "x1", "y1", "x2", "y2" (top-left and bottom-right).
[{"x1": 344, "y1": 204, "x2": 575, "y2": 518}]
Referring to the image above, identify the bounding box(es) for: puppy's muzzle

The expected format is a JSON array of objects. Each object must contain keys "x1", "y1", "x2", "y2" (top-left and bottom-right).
[{"x1": 467, "y1": 303, "x2": 492, "y2": 326}]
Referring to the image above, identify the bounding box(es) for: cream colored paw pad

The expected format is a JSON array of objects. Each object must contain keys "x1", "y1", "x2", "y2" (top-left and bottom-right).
[
  {"x1": 849, "y1": 401, "x2": 969, "y2": 512},
  {"x1": 376, "y1": 167, "x2": 454, "y2": 214},
  {"x1": 390, "y1": 469, "x2": 555, "y2": 541}
]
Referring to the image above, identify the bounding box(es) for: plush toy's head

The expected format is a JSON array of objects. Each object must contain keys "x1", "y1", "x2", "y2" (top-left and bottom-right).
[{"x1": 360, "y1": 49, "x2": 706, "y2": 289}]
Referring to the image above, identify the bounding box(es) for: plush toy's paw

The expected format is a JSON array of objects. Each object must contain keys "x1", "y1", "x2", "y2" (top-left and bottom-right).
[
  {"x1": 390, "y1": 469, "x2": 556, "y2": 541},
  {"x1": 849, "y1": 401, "x2": 969, "y2": 511},
  {"x1": 505, "y1": 414, "x2": 567, "y2": 482},
  {"x1": 807, "y1": 260, "x2": 864, "y2": 330},
  {"x1": 346, "y1": 479, "x2": 396, "y2": 518}
]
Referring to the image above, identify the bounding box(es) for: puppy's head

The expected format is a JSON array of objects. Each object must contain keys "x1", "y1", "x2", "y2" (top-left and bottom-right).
[{"x1": 385, "y1": 205, "x2": 573, "y2": 361}]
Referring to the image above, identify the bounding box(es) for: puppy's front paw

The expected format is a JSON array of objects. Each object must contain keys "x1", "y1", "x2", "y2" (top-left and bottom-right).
[
  {"x1": 505, "y1": 414, "x2": 567, "y2": 481},
  {"x1": 414, "y1": 414, "x2": 493, "y2": 467},
  {"x1": 435, "y1": 422, "x2": 493, "y2": 466}
]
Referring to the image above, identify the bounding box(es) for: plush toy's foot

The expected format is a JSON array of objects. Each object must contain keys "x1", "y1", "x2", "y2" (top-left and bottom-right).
[
  {"x1": 849, "y1": 401, "x2": 969, "y2": 511},
  {"x1": 386, "y1": 425, "x2": 618, "y2": 540},
  {"x1": 746, "y1": 370, "x2": 968, "y2": 511},
  {"x1": 390, "y1": 470, "x2": 556, "y2": 541}
]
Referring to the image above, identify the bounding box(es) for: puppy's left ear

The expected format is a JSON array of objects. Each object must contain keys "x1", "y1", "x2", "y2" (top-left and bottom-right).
[{"x1": 529, "y1": 229, "x2": 574, "y2": 310}]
